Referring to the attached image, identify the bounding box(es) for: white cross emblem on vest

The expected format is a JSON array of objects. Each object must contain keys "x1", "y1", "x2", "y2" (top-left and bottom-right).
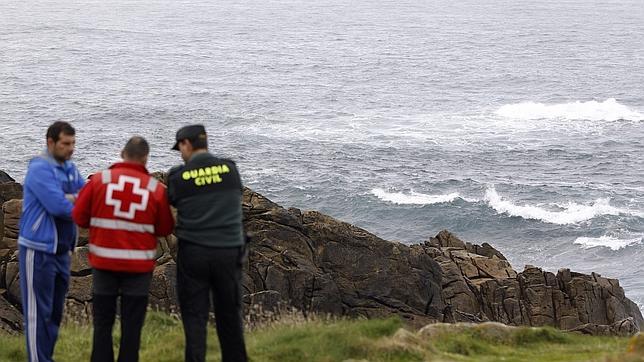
[{"x1": 105, "y1": 175, "x2": 150, "y2": 220}]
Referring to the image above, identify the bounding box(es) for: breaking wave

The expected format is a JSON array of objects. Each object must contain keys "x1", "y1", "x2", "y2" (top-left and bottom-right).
[
  {"x1": 496, "y1": 98, "x2": 643, "y2": 121},
  {"x1": 484, "y1": 187, "x2": 629, "y2": 224},
  {"x1": 574, "y1": 235, "x2": 643, "y2": 251},
  {"x1": 371, "y1": 188, "x2": 462, "y2": 205}
]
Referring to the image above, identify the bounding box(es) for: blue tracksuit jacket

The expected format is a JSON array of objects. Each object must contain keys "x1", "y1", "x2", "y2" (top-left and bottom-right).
[
  {"x1": 18, "y1": 152, "x2": 84, "y2": 253},
  {"x1": 18, "y1": 151, "x2": 84, "y2": 362}
]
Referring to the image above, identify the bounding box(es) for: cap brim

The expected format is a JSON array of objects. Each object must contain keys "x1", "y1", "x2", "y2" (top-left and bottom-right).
[{"x1": 171, "y1": 141, "x2": 180, "y2": 151}]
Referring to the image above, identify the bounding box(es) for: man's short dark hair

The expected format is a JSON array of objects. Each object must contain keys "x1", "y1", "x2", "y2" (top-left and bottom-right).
[
  {"x1": 46, "y1": 121, "x2": 75, "y2": 142},
  {"x1": 123, "y1": 136, "x2": 150, "y2": 160},
  {"x1": 189, "y1": 134, "x2": 208, "y2": 150}
]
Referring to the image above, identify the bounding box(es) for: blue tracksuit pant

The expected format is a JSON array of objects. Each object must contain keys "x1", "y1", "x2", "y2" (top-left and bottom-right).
[{"x1": 19, "y1": 245, "x2": 71, "y2": 362}]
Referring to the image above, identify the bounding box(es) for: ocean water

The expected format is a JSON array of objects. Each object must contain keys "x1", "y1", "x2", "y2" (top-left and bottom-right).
[{"x1": 1, "y1": 0, "x2": 642, "y2": 313}]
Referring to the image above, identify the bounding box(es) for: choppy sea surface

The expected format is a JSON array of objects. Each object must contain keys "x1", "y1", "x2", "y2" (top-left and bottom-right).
[{"x1": 1, "y1": 0, "x2": 642, "y2": 312}]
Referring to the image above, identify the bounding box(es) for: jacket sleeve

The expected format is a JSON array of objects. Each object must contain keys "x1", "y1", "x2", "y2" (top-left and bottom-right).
[
  {"x1": 72, "y1": 177, "x2": 94, "y2": 228},
  {"x1": 26, "y1": 160, "x2": 74, "y2": 219},
  {"x1": 155, "y1": 185, "x2": 175, "y2": 237},
  {"x1": 166, "y1": 166, "x2": 179, "y2": 206},
  {"x1": 72, "y1": 166, "x2": 86, "y2": 193}
]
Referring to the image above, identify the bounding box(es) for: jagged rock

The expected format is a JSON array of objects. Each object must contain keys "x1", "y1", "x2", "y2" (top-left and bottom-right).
[
  {"x1": 479, "y1": 278, "x2": 529, "y2": 326},
  {"x1": 67, "y1": 275, "x2": 93, "y2": 303},
  {"x1": 2, "y1": 199, "x2": 21, "y2": 241},
  {"x1": 148, "y1": 262, "x2": 178, "y2": 313},
  {"x1": 431, "y1": 251, "x2": 481, "y2": 319},
  {"x1": 612, "y1": 318, "x2": 640, "y2": 336},
  {"x1": 0, "y1": 293, "x2": 22, "y2": 334},
  {"x1": 466, "y1": 242, "x2": 508, "y2": 261},
  {"x1": 4, "y1": 252, "x2": 20, "y2": 306},
  {"x1": 0, "y1": 182, "x2": 22, "y2": 205},
  {"x1": 166, "y1": 234, "x2": 178, "y2": 260},
  {"x1": 62, "y1": 299, "x2": 92, "y2": 325},
  {"x1": 423, "y1": 229, "x2": 643, "y2": 335},
  {"x1": 77, "y1": 227, "x2": 89, "y2": 247},
  {"x1": 430, "y1": 229, "x2": 467, "y2": 249},
  {"x1": 423, "y1": 231, "x2": 516, "y2": 323},
  {"x1": 0, "y1": 249, "x2": 10, "y2": 290},
  {"x1": 244, "y1": 223, "x2": 344, "y2": 317},
  {"x1": 0, "y1": 238, "x2": 17, "y2": 250},
  {"x1": 70, "y1": 247, "x2": 91, "y2": 276},
  {"x1": 568, "y1": 318, "x2": 639, "y2": 337},
  {"x1": 240, "y1": 190, "x2": 448, "y2": 327},
  {"x1": 0, "y1": 182, "x2": 23, "y2": 240},
  {"x1": 0, "y1": 170, "x2": 15, "y2": 184},
  {"x1": 155, "y1": 234, "x2": 177, "y2": 264},
  {"x1": 243, "y1": 187, "x2": 281, "y2": 216},
  {"x1": 301, "y1": 210, "x2": 443, "y2": 324}
]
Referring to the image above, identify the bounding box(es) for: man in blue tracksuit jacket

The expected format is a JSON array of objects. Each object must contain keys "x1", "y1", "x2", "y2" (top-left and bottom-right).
[{"x1": 18, "y1": 121, "x2": 84, "y2": 362}]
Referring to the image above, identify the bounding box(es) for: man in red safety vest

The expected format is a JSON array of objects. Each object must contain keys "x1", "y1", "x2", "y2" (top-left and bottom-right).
[{"x1": 72, "y1": 136, "x2": 175, "y2": 362}]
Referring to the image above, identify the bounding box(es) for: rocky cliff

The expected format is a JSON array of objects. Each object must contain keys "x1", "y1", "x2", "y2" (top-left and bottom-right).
[{"x1": 0, "y1": 172, "x2": 642, "y2": 336}]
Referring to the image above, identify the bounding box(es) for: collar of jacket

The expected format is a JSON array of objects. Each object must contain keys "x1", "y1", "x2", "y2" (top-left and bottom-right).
[
  {"x1": 109, "y1": 161, "x2": 149, "y2": 174},
  {"x1": 187, "y1": 151, "x2": 212, "y2": 163},
  {"x1": 39, "y1": 149, "x2": 73, "y2": 170}
]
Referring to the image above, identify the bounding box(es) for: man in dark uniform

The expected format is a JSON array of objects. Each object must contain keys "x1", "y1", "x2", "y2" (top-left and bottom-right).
[{"x1": 167, "y1": 124, "x2": 248, "y2": 362}]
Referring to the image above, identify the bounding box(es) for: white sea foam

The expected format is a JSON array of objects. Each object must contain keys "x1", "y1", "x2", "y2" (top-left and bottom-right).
[
  {"x1": 574, "y1": 235, "x2": 643, "y2": 251},
  {"x1": 484, "y1": 187, "x2": 627, "y2": 224},
  {"x1": 371, "y1": 188, "x2": 462, "y2": 205},
  {"x1": 496, "y1": 98, "x2": 644, "y2": 121}
]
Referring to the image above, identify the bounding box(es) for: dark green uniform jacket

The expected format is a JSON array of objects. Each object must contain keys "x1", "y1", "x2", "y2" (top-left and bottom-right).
[{"x1": 167, "y1": 152, "x2": 244, "y2": 248}]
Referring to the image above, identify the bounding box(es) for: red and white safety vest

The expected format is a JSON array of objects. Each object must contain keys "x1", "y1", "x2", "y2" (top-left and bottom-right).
[{"x1": 72, "y1": 162, "x2": 175, "y2": 273}]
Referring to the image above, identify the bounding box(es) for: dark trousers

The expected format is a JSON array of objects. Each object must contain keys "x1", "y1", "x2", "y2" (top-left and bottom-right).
[
  {"x1": 19, "y1": 246, "x2": 70, "y2": 362},
  {"x1": 91, "y1": 269, "x2": 152, "y2": 362},
  {"x1": 177, "y1": 241, "x2": 247, "y2": 362}
]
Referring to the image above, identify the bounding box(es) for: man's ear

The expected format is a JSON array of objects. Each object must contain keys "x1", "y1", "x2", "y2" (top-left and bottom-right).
[
  {"x1": 121, "y1": 150, "x2": 125, "y2": 159},
  {"x1": 47, "y1": 137, "x2": 55, "y2": 149}
]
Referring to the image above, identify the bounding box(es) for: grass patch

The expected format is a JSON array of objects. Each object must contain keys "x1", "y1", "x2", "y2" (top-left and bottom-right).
[{"x1": 0, "y1": 312, "x2": 637, "y2": 362}]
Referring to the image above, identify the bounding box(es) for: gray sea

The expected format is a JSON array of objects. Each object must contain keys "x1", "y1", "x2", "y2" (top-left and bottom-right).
[{"x1": 1, "y1": 0, "x2": 643, "y2": 313}]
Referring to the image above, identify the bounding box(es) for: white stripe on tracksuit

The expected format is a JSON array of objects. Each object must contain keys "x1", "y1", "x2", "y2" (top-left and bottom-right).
[{"x1": 26, "y1": 248, "x2": 39, "y2": 362}]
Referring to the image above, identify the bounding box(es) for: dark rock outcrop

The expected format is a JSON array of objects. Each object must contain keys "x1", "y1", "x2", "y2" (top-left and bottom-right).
[
  {"x1": 569, "y1": 318, "x2": 640, "y2": 337},
  {"x1": 239, "y1": 189, "x2": 642, "y2": 333},
  {"x1": 0, "y1": 178, "x2": 19, "y2": 330},
  {"x1": 0, "y1": 182, "x2": 22, "y2": 251},
  {"x1": 1, "y1": 199, "x2": 21, "y2": 251},
  {"x1": 0, "y1": 294, "x2": 22, "y2": 334},
  {"x1": 0, "y1": 182, "x2": 22, "y2": 205},
  {"x1": 148, "y1": 261, "x2": 179, "y2": 313},
  {"x1": 0, "y1": 170, "x2": 15, "y2": 184},
  {"x1": 3, "y1": 251, "x2": 20, "y2": 306},
  {"x1": 0, "y1": 171, "x2": 642, "y2": 336}
]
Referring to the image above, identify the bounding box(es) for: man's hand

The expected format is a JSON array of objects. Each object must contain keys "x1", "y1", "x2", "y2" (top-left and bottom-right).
[{"x1": 65, "y1": 193, "x2": 77, "y2": 204}]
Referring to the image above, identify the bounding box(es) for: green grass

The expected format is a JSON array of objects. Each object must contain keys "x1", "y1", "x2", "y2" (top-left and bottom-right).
[{"x1": 0, "y1": 312, "x2": 639, "y2": 362}]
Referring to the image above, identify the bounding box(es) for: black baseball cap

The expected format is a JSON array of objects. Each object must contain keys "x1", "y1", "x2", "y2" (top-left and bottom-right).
[{"x1": 171, "y1": 124, "x2": 207, "y2": 150}]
